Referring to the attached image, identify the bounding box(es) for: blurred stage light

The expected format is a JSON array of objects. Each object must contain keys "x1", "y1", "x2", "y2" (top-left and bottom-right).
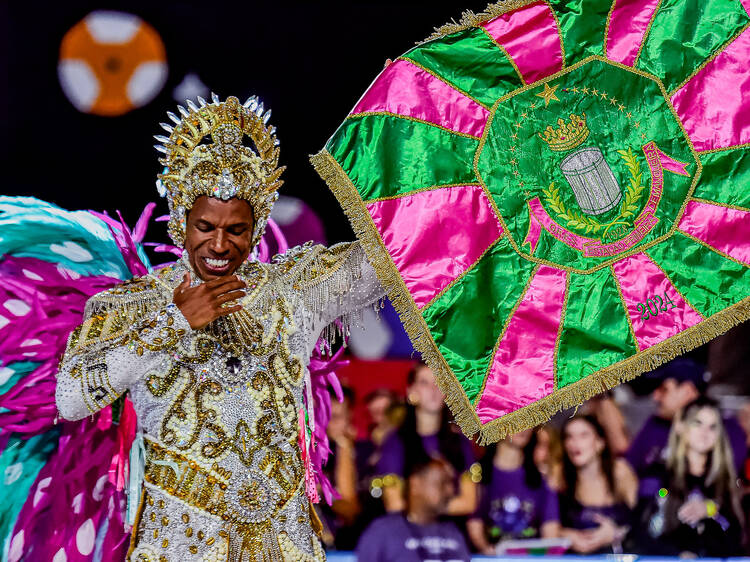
[
  {"x1": 58, "y1": 10, "x2": 167, "y2": 116},
  {"x1": 270, "y1": 196, "x2": 327, "y2": 247},
  {"x1": 173, "y1": 72, "x2": 210, "y2": 104}
]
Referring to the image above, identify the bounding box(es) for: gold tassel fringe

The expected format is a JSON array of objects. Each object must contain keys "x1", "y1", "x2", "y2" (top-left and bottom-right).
[
  {"x1": 420, "y1": 0, "x2": 547, "y2": 44},
  {"x1": 310, "y1": 148, "x2": 750, "y2": 445},
  {"x1": 310, "y1": 150, "x2": 482, "y2": 439}
]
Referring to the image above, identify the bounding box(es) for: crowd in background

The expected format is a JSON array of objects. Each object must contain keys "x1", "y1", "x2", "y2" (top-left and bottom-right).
[{"x1": 316, "y1": 358, "x2": 750, "y2": 560}]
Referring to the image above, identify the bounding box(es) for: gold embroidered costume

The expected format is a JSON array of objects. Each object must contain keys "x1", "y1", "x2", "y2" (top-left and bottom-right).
[
  {"x1": 57, "y1": 243, "x2": 382, "y2": 561},
  {"x1": 55, "y1": 95, "x2": 385, "y2": 560}
]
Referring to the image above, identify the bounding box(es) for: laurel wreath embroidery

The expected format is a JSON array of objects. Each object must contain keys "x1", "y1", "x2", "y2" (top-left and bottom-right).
[{"x1": 541, "y1": 147, "x2": 645, "y2": 239}]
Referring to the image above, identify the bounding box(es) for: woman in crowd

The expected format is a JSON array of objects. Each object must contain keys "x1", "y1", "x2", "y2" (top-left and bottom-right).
[
  {"x1": 355, "y1": 389, "x2": 400, "y2": 507},
  {"x1": 556, "y1": 415, "x2": 638, "y2": 554},
  {"x1": 579, "y1": 391, "x2": 630, "y2": 456},
  {"x1": 364, "y1": 388, "x2": 399, "y2": 449},
  {"x1": 319, "y1": 387, "x2": 361, "y2": 550},
  {"x1": 374, "y1": 362, "x2": 478, "y2": 515},
  {"x1": 629, "y1": 396, "x2": 744, "y2": 556},
  {"x1": 467, "y1": 428, "x2": 560, "y2": 554},
  {"x1": 534, "y1": 425, "x2": 563, "y2": 484}
]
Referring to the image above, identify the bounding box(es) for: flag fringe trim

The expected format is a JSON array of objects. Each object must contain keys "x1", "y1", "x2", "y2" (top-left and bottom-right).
[
  {"x1": 420, "y1": 0, "x2": 545, "y2": 44},
  {"x1": 475, "y1": 299, "x2": 750, "y2": 444},
  {"x1": 310, "y1": 149, "x2": 482, "y2": 438},
  {"x1": 310, "y1": 148, "x2": 750, "y2": 445}
]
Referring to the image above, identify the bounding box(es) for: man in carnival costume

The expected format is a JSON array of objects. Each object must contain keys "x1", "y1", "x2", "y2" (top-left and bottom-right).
[{"x1": 55, "y1": 95, "x2": 384, "y2": 561}]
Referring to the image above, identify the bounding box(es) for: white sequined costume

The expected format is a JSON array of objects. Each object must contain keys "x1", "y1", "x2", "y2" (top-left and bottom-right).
[{"x1": 56, "y1": 241, "x2": 383, "y2": 561}]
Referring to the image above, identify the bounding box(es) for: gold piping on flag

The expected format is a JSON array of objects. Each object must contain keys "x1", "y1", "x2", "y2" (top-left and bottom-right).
[{"x1": 311, "y1": 148, "x2": 750, "y2": 445}]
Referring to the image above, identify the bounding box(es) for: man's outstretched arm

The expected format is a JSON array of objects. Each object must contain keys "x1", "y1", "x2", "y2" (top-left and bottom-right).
[{"x1": 287, "y1": 241, "x2": 385, "y2": 339}]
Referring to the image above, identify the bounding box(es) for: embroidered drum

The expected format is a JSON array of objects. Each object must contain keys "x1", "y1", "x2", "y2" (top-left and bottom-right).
[
  {"x1": 477, "y1": 58, "x2": 699, "y2": 270},
  {"x1": 559, "y1": 147, "x2": 622, "y2": 216}
]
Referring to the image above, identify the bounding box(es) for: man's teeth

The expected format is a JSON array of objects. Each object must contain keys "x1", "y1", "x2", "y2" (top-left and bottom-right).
[{"x1": 204, "y1": 258, "x2": 230, "y2": 268}]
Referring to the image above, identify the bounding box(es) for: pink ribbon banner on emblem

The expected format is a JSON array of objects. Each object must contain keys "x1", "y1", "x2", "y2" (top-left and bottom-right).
[
  {"x1": 523, "y1": 142, "x2": 689, "y2": 257},
  {"x1": 525, "y1": 197, "x2": 596, "y2": 252}
]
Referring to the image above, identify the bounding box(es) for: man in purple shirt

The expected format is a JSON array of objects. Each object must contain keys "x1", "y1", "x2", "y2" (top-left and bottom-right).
[
  {"x1": 357, "y1": 458, "x2": 471, "y2": 562},
  {"x1": 471, "y1": 459, "x2": 559, "y2": 544},
  {"x1": 626, "y1": 358, "x2": 747, "y2": 496}
]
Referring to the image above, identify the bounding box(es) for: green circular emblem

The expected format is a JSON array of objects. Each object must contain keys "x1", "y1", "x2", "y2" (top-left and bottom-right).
[{"x1": 477, "y1": 57, "x2": 700, "y2": 273}]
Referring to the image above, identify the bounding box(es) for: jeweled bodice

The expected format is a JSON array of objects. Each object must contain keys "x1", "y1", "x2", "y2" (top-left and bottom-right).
[{"x1": 56, "y1": 242, "x2": 383, "y2": 561}]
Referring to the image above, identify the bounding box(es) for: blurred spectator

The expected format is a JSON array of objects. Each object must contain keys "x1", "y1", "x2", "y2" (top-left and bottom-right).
[
  {"x1": 375, "y1": 362, "x2": 478, "y2": 515},
  {"x1": 354, "y1": 389, "x2": 399, "y2": 499},
  {"x1": 737, "y1": 400, "x2": 750, "y2": 481},
  {"x1": 629, "y1": 396, "x2": 744, "y2": 556},
  {"x1": 356, "y1": 458, "x2": 471, "y2": 562},
  {"x1": 345, "y1": 390, "x2": 403, "y2": 545},
  {"x1": 580, "y1": 392, "x2": 630, "y2": 456},
  {"x1": 737, "y1": 400, "x2": 750, "y2": 537},
  {"x1": 557, "y1": 415, "x2": 637, "y2": 554},
  {"x1": 626, "y1": 358, "x2": 747, "y2": 492},
  {"x1": 534, "y1": 426, "x2": 563, "y2": 484},
  {"x1": 738, "y1": 400, "x2": 750, "y2": 452},
  {"x1": 365, "y1": 388, "x2": 398, "y2": 447},
  {"x1": 467, "y1": 429, "x2": 560, "y2": 555},
  {"x1": 319, "y1": 387, "x2": 360, "y2": 550}
]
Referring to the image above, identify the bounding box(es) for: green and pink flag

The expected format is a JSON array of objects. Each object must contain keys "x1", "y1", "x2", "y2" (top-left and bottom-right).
[{"x1": 312, "y1": 0, "x2": 750, "y2": 443}]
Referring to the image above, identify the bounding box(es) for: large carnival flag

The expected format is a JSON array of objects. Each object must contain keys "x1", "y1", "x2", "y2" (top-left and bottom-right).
[{"x1": 312, "y1": 0, "x2": 750, "y2": 443}]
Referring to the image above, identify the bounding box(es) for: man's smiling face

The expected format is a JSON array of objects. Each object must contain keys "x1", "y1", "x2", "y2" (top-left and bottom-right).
[{"x1": 184, "y1": 195, "x2": 255, "y2": 281}]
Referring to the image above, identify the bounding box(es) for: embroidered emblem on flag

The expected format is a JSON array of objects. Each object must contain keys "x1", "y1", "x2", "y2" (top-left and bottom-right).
[{"x1": 312, "y1": 0, "x2": 750, "y2": 443}]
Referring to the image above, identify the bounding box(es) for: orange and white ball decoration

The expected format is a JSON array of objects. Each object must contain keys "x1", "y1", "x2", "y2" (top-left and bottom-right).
[{"x1": 58, "y1": 11, "x2": 167, "y2": 116}]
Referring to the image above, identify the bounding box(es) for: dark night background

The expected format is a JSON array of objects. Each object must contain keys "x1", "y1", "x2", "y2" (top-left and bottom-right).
[
  {"x1": 2, "y1": 1, "x2": 749, "y2": 390},
  {"x1": 2, "y1": 1, "x2": 487, "y2": 245}
]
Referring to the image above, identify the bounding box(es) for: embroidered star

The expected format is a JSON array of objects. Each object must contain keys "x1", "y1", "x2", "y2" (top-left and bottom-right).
[
  {"x1": 530, "y1": 102, "x2": 537, "y2": 109},
  {"x1": 510, "y1": 146, "x2": 517, "y2": 152},
  {"x1": 513, "y1": 170, "x2": 520, "y2": 176},
  {"x1": 601, "y1": 92, "x2": 608, "y2": 100},
  {"x1": 582, "y1": 86, "x2": 589, "y2": 94},
  {"x1": 610, "y1": 97, "x2": 617, "y2": 105},
  {"x1": 521, "y1": 112, "x2": 528, "y2": 119},
  {"x1": 511, "y1": 132, "x2": 518, "y2": 140},
  {"x1": 572, "y1": 87, "x2": 579, "y2": 93},
  {"x1": 509, "y1": 158, "x2": 518, "y2": 166},
  {"x1": 519, "y1": 181, "x2": 525, "y2": 187},
  {"x1": 515, "y1": 122, "x2": 522, "y2": 129},
  {"x1": 592, "y1": 88, "x2": 599, "y2": 96},
  {"x1": 641, "y1": 133, "x2": 647, "y2": 139},
  {"x1": 626, "y1": 111, "x2": 632, "y2": 119},
  {"x1": 535, "y1": 82, "x2": 560, "y2": 106},
  {"x1": 524, "y1": 190, "x2": 532, "y2": 198},
  {"x1": 634, "y1": 121, "x2": 640, "y2": 128},
  {"x1": 618, "y1": 104, "x2": 625, "y2": 111}
]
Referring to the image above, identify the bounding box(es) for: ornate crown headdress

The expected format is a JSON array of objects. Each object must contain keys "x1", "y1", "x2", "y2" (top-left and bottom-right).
[{"x1": 154, "y1": 94, "x2": 285, "y2": 247}]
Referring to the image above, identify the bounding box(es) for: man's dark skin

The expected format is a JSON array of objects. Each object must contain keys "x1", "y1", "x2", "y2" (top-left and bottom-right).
[{"x1": 172, "y1": 195, "x2": 253, "y2": 330}]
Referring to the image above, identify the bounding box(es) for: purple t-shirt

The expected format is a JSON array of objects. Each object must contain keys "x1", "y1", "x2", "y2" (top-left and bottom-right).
[
  {"x1": 356, "y1": 513, "x2": 471, "y2": 562},
  {"x1": 473, "y1": 466, "x2": 559, "y2": 540},
  {"x1": 375, "y1": 431, "x2": 476, "y2": 477}
]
